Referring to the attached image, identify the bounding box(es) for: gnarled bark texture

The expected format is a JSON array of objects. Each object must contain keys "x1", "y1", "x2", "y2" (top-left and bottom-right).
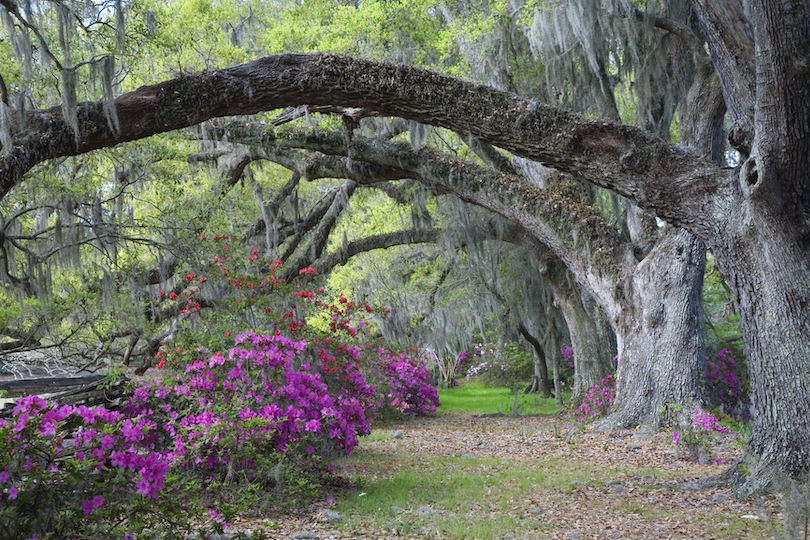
[{"x1": 608, "y1": 227, "x2": 706, "y2": 427}]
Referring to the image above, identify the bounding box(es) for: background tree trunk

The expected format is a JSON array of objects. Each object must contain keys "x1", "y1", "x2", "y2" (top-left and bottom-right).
[
  {"x1": 518, "y1": 323, "x2": 552, "y2": 397},
  {"x1": 542, "y1": 256, "x2": 615, "y2": 401},
  {"x1": 605, "y1": 227, "x2": 706, "y2": 428}
]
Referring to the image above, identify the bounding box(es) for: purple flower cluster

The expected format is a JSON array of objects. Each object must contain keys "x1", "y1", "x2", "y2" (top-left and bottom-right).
[
  {"x1": 0, "y1": 395, "x2": 175, "y2": 538},
  {"x1": 671, "y1": 408, "x2": 737, "y2": 462},
  {"x1": 454, "y1": 350, "x2": 470, "y2": 378},
  {"x1": 372, "y1": 349, "x2": 441, "y2": 415},
  {"x1": 574, "y1": 375, "x2": 616, "y2": 422},
  {"x1": 0, "y1": 333, "x2": 377, "y2": 538},
  {"x1": 122, "y1": 331, "x2": 377, "y2": 471},
  {"x1": 560, "y1": 344, "x2": 574, "y2": 369},
  {"x1": 692, "y1": 408, "x2": 733, "y2": 435},
  {"x1": 463, "y1": 343, "x2": 508, "y2": 380},
  {"x1": 705, "y1": 349, "x2": 750, "y2": 418}
]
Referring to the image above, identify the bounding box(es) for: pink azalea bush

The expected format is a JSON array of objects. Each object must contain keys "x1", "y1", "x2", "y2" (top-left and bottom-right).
[
  {"x1": 573, "y1": 375, "x2": 616, "y2": 422},
  {"x1": 0, "y1": 395, "x2": 188, "y2": 539},
  {"x1": 705, "y1": 348, "x2": 751, "y2": 419},
  {"x1": 369, "y1": 348, "x2": 440, "y2": 416},
  {"x1": 560, "y1": 343, "x2": 574, "y2": 369},
  {"x1": 671, "y1": 407, "x2": 738, "y2": 463},
  {"x1": 0, "y1": 242, "x2": 440, "y2": 538}
]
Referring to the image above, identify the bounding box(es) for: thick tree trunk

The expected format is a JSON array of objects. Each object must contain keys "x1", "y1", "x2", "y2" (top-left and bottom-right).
[
  {"x1": 704, "y1": 170, "x2": 810, "y2": 492},
  {"x1": 682, "y1": 0, "x2": 810, "y2": 492},
  {"x1": 691, "y1": 228, "x2": 810, "y2": 495},
  {"x1": 544, "y1": 326, "x2": 564, "y2": 407},
  {"x1": 728, "y1": 0, "x2": 810, "y2": 493},
  {"x1": 604, "y1": 227, "x2": 706, "y2": 428},
  {"x1": 582, "y1": 289, "x2": 617, "y2": 375}
]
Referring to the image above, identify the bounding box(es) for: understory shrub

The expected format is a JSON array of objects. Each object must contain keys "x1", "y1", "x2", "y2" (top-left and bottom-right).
[
  {"x1": 464, "y1": 342, "x2": 534, "y2": 414},
  {"x1": 705, "y1": 348, "x2": 751, "y2": 419},
  {"x1": 0, "y1": 249, "x2": 439, "y2": 538},
  {"x1": 671, "y1": 406, "x2": 739, "y2": 464},
  {"x1": 368, "y1": 348, "x2": 441, "y2": 417},
  {"x1": 573, "y1": 374, "x2": 616, "y2": 422},
  {"x1": 464, "y1": 342, "x2": 533, "y2": 391},
  {"x1": 0, "y1": 394, "x2": 201, "y2": 539}
]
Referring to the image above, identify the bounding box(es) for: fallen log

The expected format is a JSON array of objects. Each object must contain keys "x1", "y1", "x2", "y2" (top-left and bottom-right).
[
  {"x1": 0, "y1": 374, "x2": 106, "y2": 396},
  {"x1": 0, "y1": 375, "x2": 132, "y2": 417}
]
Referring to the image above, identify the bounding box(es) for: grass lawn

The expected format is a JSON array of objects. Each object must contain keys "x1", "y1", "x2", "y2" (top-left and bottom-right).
[{"x1": 437, "y1": 380, "x2": 562, "y2": 416}]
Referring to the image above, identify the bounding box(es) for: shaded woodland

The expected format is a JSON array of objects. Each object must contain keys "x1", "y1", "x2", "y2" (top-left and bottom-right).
[{"x1": 2, "y1": 0, "x2": 810, "y2": 505}]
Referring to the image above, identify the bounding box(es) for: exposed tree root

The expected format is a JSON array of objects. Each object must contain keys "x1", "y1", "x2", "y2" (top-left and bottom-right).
[{"x1": 681, "y1": 451, "x2": 778, "y2": 497}]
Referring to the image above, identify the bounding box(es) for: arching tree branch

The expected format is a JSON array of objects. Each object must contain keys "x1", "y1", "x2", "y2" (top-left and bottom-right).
[
  {"x1": 1, "y1": 53, "x2": 723, "y2": 240},
  {"x1": 299, "y1": 228, "x2": 441, "y2": 280}
]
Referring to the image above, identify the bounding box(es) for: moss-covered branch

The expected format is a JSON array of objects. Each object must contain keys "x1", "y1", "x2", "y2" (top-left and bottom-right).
[{"x1": 2, "y1": 53, "x2": 723, "y2": 239}]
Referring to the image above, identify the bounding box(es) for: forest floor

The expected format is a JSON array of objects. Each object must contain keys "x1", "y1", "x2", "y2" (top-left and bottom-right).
[
  {"x1": 1, "y1": 356, "x2": 783, "y2": 539},
  {"x1": 229, "y1": 412, "x2": 782, "y2": 540}
]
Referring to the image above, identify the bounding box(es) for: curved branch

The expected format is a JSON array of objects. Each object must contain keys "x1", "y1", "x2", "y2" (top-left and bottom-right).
[
  {"x1": 647, "y1": 13, "x2": 705, "y2": 58},
  {"x1": 306, "y1": 228, "x2": 441, "y2": 279},
  {"x1": 0, "y1": 238, "x2": 34, "y2": 294},
  {"x1": 241, "y1": 148, "x2": 420, "y2": 242},
  {"x1": 1, "y1": 53, "x2": 722, "y2": 237}
]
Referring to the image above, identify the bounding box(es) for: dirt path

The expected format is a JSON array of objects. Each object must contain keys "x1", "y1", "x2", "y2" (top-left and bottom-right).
[{"x1": 229, "y1": 413, "x2": 781, "y2": 539}]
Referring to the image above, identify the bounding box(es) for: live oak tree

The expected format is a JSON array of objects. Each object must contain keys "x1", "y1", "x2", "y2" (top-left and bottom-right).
[{"x1": 439, "y1": 0, "x2": 706, "y2": 421}]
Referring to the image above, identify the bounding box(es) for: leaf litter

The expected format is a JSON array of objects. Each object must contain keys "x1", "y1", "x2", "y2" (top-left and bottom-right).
[{"x1": 221, "y1": 413, "x2": 782, "y2": 539}]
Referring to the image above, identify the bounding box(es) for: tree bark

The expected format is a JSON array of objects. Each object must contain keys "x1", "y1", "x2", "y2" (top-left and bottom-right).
[
  {"x1": 518, "y1": 323, "x2": 552, "y2": 398},
  {"x1": 541, "y1": 255, "x2": 615, "y2": 402},
  {"x1": 604, "y1": 227, "x2": 706, "y2": 428}
]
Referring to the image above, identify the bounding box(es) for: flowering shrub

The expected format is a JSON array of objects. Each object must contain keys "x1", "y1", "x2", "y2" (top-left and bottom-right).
[
  {"x1": 465, "y1": 342, "x2": 533, "y2": 390},
  {"x1": 560, "y1": 343, "x2": 574, "y2": 368},
  {"x1": 705, "y1": 348, "x2": 750, "y2": 419},
  {"x1": 130, "y1": 331, "x2": 376, "y2": 462},
  {"x1": 573, "y1": 375, "x2": 616, "y2": 422},
  {"x1": 0, "y1": 333, "x2": 435, "y2": 537},
  {"x1": 671, "y1": 407, "x2": 738, "y2": 463},
  {"x1": 454, "y1": 349, "x2": 471, "y2": 379},
  {"x1": 369, "y1": 349, "x2": 441, "y2": 416},
  {"x1": 0, "y1": 395, "x2": 201, "y2": 539},
  {"x1": 0, "y1": 240, "x2": 440, "y2": 537}
]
